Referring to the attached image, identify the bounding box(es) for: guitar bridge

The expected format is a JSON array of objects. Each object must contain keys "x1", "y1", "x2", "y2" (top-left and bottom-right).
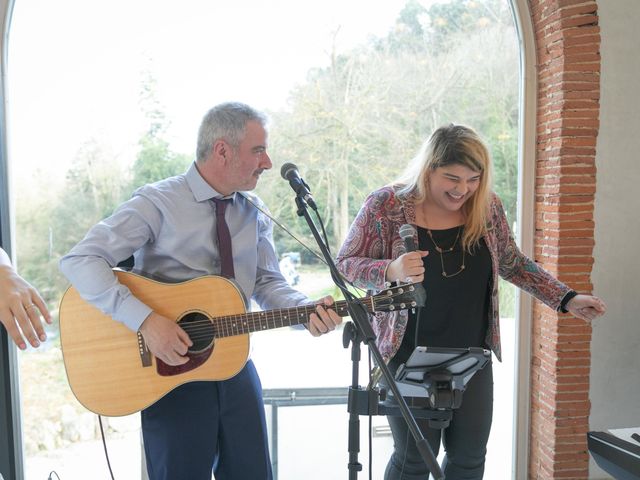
[{"x1": 137, "y1": 331, "x2": 153, "y2": 367}]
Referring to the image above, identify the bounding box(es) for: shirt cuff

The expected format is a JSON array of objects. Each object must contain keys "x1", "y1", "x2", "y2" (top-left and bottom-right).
[
  {"x1": 115, "y1": 295, "x2": 154, "y2": 332},
  {"x1": 559, "y1": 290, "x2": 578, "y2": 313}
]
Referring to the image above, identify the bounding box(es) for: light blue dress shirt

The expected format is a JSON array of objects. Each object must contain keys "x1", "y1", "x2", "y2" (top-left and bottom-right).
[{"x1": 59, "y1": 162, "x2": 308, "y2": 332}]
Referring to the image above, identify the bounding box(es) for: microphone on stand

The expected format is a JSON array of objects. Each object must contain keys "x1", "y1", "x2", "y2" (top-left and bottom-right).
[
  {"x1": 399, "y1": 224, "x2": 427, "y2": 307},
  {"x1": 280, "y1": 162, "x2": 317, "y2": 210}
]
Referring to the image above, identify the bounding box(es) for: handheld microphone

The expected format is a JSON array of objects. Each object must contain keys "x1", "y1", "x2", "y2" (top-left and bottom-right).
[
  {"x1": 398, "y1": 224, "x2": 427, "y2": 307},
  {"x1": 399, "y1": 224, "x2": 418, "y2": 253},
  {"x1": 280, "y1": 162, "x2": 317, "y2": 210}
]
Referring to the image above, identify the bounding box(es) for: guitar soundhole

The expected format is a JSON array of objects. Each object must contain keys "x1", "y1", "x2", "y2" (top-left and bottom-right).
[{"x1": 178, "y1": 311, "x2": 215, "y2": 353}]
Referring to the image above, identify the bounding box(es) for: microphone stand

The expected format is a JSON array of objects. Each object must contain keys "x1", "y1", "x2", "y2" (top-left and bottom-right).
[{"x1": 292, "y1": 195, "x2": 444, "y2": 480}]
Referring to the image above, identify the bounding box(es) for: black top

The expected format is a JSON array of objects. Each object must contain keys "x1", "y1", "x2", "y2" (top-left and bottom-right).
[{"x1": 390, "y1": 225, "x2": 492, "y2": 372}]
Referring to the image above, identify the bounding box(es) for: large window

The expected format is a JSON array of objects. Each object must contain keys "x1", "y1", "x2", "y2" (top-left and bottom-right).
[{"x1": 7, "y1": 0, "x2": 519, "y2": 478}]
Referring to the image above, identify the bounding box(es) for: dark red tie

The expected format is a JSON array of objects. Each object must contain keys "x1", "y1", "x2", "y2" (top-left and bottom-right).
[{"x1": 212, "y1": 198, "x2": 235, "y2": 279}]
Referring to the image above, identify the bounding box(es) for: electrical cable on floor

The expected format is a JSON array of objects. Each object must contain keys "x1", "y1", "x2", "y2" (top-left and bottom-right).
[{"x1": 98, "y1": 415, "x2": 116, "y2": 480}]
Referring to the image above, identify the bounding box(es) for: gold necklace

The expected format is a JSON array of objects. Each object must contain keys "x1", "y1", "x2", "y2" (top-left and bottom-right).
[{"x1": 426, "y1": 226, "x2": 466, "y2": 278}]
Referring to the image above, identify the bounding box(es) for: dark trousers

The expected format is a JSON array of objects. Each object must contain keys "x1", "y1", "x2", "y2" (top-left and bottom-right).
[
  {"x1": 384, "y1": 361, "x2": 493, "y2": 480},
  {"x1": 141, "y1": 360, "x2": 272, "y2": 480}
]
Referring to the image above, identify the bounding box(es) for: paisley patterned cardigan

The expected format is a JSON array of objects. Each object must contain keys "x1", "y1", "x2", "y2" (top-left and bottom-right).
[{"x1": 335, "y1": 186, "x2": 572, "y2": 362}]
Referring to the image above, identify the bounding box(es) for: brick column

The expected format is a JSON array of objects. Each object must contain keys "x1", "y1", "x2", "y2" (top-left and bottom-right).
[{"x1": 526, "y1": 1, "x2": 600, "y2": 478}]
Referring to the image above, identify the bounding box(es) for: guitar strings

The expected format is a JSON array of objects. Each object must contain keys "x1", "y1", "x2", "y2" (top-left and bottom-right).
[
  {"x1": 174, "y1": 289, "x2": 410, "y2": 335},
  {"x1": 177, "y1": 303, "x2": 339, "y2": 340},
  {"x1": 161, "y1": 287, "x2": 416, "y2": 342}
]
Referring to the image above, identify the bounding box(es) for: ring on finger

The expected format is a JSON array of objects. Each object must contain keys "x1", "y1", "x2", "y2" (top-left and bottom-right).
[{"x1": 25, "y1": 303, "x2": 37, "y2": 310}]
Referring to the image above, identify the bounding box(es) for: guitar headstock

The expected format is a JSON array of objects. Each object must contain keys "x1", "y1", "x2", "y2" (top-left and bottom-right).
[{"x1": 371, "y1": 282, "x2": 425, "y2": 313}]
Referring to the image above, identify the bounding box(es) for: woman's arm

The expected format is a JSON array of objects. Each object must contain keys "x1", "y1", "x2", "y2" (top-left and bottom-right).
[
  {"x1": 336, "y1": 189, "x2": 397, "y2": 291},
  {"x1": 492, "y1": 195, "x2": 606, "y2": 320}
]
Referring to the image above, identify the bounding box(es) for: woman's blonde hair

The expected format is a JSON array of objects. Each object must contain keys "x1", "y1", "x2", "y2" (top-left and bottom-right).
[{"x1": 394, "y1": 124, "x2": 493, "y2": 250}]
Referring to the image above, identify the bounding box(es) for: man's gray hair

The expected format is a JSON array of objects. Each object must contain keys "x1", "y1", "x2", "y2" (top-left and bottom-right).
[{"x1": 196, "y1": 102, "x2": 269, "y2": 163}]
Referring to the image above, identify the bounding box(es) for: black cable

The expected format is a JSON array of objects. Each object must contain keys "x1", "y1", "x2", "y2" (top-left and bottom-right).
[
  {"x1": 313, "y1": 208, "x2": 331, "y2": 255},
  {"x1": 240, "y1": 192, "x2": 327, "y2": 264},
  {"x1": 98, "y1": 415, "x2": 116, "y2": 480},
  {"x1": 47, "y1": 471, "x2": 61, "y2": 480},
  {"x1": 242, "y1": 191, "x2": 371, "y2": 299},
  {"x1": 368, "y1": 348, "x2": 373, "y2": 480}
]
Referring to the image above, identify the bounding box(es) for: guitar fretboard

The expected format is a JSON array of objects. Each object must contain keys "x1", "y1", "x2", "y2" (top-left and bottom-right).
[{"x1": 214, "y1": 298, "x2": 373, "y2": 338}]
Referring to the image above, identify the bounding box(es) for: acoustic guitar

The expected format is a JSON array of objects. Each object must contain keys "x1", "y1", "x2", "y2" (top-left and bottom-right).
[{"x1": 59, "y1": 270, "x2": 419, "y2": 416}]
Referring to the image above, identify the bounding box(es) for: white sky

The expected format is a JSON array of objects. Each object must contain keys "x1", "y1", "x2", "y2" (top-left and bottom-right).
[{"x1": 7, "y1": 0, "x2": 442, "y2": 184}]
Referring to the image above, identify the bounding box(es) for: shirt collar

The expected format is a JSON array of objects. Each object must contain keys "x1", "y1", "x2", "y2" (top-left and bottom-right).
[{"x1": 185, "y1": 162, "x2": 236, "y2": 203}]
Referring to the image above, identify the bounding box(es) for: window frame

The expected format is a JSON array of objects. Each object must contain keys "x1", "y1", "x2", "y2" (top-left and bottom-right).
[
  {"x1": 509, "y1": 0, "x2": 537, "y2": 478},
  {"x1": 0, "y1": 0, "x2": 24, "y2": 478}
]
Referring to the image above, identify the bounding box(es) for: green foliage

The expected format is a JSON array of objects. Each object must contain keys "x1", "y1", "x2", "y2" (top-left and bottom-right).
[
  {"x1": 15, "y1": 141, "x2": 133, "y2": 305},
  {"x1": 129, "y1": 70, "x2": 192, "y2": 191},
  {"x1": 130, "y1": 135, "x2": 191, "y2": 191},
  {"x1": 15, "y1": 194, "x2": 60, "y2": 305},
  {"x1": 258, "y1": 0, "x2": 519, "y2": 259},
  {"x1": 499, "y1": 278, "x2": 516, "y2": 319},
  {"x1": 398, "y1": 0, "x2": 428, "y2": 38},
  {"x1": 15, "y1": 71, "x2": 192, "y2": 306}
]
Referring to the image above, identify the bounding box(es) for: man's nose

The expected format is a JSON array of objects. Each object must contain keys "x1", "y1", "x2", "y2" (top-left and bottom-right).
[{"x1": 262, "y1": 153, "x2": 273, "y2": 169}]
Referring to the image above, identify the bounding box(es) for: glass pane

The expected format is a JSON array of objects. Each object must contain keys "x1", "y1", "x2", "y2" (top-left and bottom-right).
[{"x1": 8, "y1": 0, "x2": 519, "y2": 478}]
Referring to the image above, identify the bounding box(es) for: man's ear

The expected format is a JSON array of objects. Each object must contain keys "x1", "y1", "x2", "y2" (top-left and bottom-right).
[{"x1": 212, "y1": 140, "x2": 230, "y2": 164}]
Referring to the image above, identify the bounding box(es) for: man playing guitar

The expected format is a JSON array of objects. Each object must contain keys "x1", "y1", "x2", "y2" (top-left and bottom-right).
[{"x1": 60, "y1": 102, "x2": 342, "y2": 480}]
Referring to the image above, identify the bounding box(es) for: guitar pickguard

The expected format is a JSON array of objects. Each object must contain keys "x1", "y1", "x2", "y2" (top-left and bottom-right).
[{"x1": 156, "y1": 344, "x2": 214, "y2": 376}]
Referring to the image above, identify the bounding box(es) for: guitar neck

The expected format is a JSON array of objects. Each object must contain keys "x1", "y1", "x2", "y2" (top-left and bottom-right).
[{"x1": 216, "y1": 297, "x2": 372, "y2": 338}]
